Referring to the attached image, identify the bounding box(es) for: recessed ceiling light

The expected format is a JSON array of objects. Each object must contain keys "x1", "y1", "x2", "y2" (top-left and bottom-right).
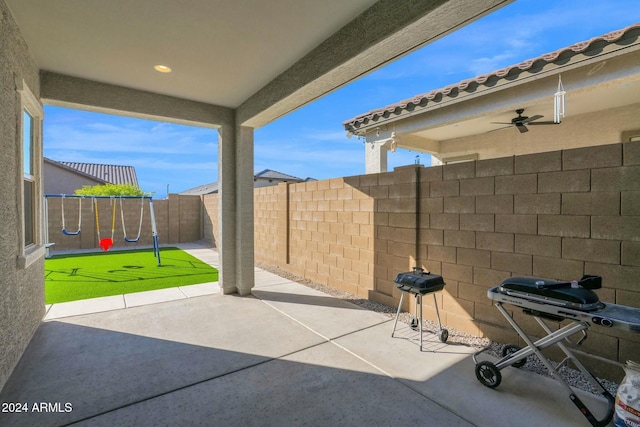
[{"x1": 154, "y1": 65, "x2": 172, "y2": 73}]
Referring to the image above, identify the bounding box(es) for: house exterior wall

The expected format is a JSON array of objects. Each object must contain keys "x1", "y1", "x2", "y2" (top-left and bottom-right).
[
  {"x1": 433, "y1": 103, "x2": 640, "y2": 163},
  {"x1": 0, "y1": 1, "x2": 45, "y2": 391},
  {"x1": 240, "y1": 141, "x2": 640, "y2": 381},
  {"x1": 44, "y1": 161, "x2": 104, "y2": 195}
]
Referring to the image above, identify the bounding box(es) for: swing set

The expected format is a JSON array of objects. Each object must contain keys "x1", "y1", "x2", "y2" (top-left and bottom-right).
[{"x1": 44, "y1": 194, "x2": 161, "y2": 265}]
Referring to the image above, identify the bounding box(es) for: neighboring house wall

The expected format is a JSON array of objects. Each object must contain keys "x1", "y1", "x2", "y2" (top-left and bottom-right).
[
  {"x1": 434, "y1": 103, "x2": 640, "y2": 163},
  {"x1": 0, "y1": 2, "x2": 45, "y2": 391},
  {"x1": 45, "y1": 195, "x2": 201, "y2": 251},
  {"x1": 44, "y1": 161, "x2": 104, "y2": 194},
  {"x1": 202, "y1": 141, "x2": 640, "y2": 382}
]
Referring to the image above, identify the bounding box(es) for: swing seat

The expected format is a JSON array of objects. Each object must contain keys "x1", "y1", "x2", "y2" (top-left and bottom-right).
[
  {"x1": 99, "y1": 238, "x2": 114, "y2": 251},
  {"x1": 62, "y1": 228, "x2": 81, "y2": 236},
  {"x1": 124, "y1": 236, "x2": 141, "y2": 243}
]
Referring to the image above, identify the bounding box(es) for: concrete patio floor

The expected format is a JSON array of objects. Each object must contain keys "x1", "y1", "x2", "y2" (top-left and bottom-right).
[{"x1": 0, "y1": 243, "x2": 613, "y2": 426}]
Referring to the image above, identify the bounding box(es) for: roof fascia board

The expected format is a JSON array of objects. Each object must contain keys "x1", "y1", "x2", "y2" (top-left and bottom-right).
[
  {"x1": 349, "y1": 39, "x2": 640, "y2": 133},
  {"x1": 40, "y1": 71, "x2": 233, "y2": 129},
  {"x1": 237, "y1": 0, "x2": 512, "y2": 128}
]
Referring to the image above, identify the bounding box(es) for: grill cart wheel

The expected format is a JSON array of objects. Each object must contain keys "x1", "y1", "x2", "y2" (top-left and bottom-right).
[
  {"x1": 410, "y1": 318, "x2": 419, "y2": 331},
  {"x1": 502, "y1": 344, "x2": 527, "y2": 368},
  {"x1": 475, "y1": 361, "x2": 502, "y2": 388},
  {"x1": 439, "y1": 329, "x2": 449, "y2": 343}
]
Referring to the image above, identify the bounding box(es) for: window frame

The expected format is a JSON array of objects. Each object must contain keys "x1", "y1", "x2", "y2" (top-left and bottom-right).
[{"x1": 17, "y1": 79, "x2": 45, "y2": 269}]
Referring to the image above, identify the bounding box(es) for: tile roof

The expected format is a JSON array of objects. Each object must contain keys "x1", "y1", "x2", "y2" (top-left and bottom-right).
[
  {"x1": 46, "y1": 158, "x2": 139, "y2": 186},
  {"x1": 343, "y1": 22, "x2": 640, "y2": 132}
]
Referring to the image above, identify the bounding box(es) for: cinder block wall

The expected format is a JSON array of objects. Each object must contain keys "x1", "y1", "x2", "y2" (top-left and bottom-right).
[
  {"x1": 246, "y1": 141, "x2": 640, "y2": 381},
  {"x1": 46, "y1": 195, "x2": 201, "y2": 252},
  {"x1": 202, "y1": 193, "x2": 219, "y2": 247}
]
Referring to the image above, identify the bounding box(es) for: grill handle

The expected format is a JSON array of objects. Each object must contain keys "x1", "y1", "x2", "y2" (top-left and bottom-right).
[{"x1": 412, "y1": 266, "x2": 430, "y2": 275}]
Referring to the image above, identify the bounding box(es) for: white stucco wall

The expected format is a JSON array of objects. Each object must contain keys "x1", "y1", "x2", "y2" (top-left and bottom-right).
[{"x1": 434, "y1": 103, "x2": 640, "y2": 162}]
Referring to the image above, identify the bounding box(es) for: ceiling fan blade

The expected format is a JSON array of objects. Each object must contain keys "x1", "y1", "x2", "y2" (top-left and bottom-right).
[
  {"x1": 528, "y1": 121, "x2": 558, "y2": 125},
  {"x1": 488, "y1": 125, "x2": 512, "y2": 133},
  {"x1": 517, "y1": 125, "x2": 528, "y2": 133},
  {"x1": 490, "y1": 121, "x2": 513, "y2": 125},
  {"x1": 523, "y1": 114, "x2": 543, "y2": 123}
]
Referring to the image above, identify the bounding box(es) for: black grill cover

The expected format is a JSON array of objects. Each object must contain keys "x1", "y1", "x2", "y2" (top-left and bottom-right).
[
  {"x1": 394, "y1": 268, "x2": 445, "y2": 294},
  {"x1": 499, "y1": 276, "x2": 602, "y2": 311}
]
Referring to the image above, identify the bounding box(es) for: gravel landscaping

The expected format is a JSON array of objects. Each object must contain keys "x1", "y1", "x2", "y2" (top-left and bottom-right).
[{"x1": 256, "y1": 262, "x2": 620, "y2": 396}]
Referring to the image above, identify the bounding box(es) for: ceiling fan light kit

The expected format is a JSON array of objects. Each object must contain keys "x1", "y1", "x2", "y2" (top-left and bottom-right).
[{"x1": 554, "y1": 75, "x2": 566, "y2": 123}]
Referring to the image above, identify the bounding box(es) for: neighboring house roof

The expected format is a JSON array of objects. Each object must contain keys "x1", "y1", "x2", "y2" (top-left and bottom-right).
[
  {"x1": 181, "y1": 182, "x2": 219, "y2": 196},
  {"x1": 44, "y1": 157, "x2": 108, "y2": 185},
  {"x1": 181, "y1": 169, "x2": 309, "y2": 195},
  {"x1": 254, "y1": 169, "x2": 302, "y2": 181},
  {"x1": 343, "y1": 22, "x2": 640, "y2": 133},
  {"x1": 45, "y1": 158, "x2": 139, "y2": 186}
]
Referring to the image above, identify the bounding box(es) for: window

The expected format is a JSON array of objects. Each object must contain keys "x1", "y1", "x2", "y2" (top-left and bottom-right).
[
  {"x1": 17, "y1": 80, "x2": 45, "y2": 269},
  {"x1": 23, "y1": 109, "x2": 35, "y2": 246}
]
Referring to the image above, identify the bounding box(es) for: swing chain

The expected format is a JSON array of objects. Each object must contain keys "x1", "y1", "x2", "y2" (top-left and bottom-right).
[{"x1": 120, "y1": 197, "x2": 144, "y2": 243}]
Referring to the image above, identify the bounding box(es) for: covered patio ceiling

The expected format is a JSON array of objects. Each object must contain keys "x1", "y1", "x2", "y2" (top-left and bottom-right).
[{"x1": 5, "y1": 0, "x2": 512, "y2": 128}]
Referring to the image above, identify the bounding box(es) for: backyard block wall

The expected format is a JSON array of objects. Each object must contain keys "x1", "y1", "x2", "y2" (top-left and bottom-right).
[
  {"x1": 202, "y1": 141, "x2": 640, "y2": 380},
  {"x1": 202, "y1": 192, "x2": 219, "y2": 248},
  {"x1": 46, "y1": 194, "x2": 201, "y2": 252}
]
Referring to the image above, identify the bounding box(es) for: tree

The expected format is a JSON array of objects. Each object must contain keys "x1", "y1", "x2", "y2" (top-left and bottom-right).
[{"x1": 74, "y1": 183, "x2": 150, "y2": 196}]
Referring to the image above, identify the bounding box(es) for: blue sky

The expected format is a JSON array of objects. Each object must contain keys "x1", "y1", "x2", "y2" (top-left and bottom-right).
[{"x1": 43, "y1": 0, "x2": 640, "y2": 198}]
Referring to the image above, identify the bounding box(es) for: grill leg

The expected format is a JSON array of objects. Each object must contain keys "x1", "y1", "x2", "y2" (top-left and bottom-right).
[
  {"x1": 419, "y1": 293, "x2": 423, "y2": 351},
  {"x1": 433, "y1": 293, "x2": 443, "y2": 331},
  {"x1": 391, "y1": 291, "x2": 405, "y2": 337}
]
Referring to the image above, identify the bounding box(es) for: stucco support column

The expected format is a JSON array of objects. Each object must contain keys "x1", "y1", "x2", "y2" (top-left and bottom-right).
[
  {"x1": 218, "y1": 124, "x2": 255, "y2": 296},
  {"x1": 235, "y1": 126, "x2": 255, "y2": 296},
  {"x1": 364, "y1": 134, "x2": 395, "y2": 174}
]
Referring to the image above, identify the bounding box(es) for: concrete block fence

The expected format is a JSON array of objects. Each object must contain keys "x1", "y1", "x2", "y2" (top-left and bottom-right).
[{"x1": 204, "y1": 141, "x2": 640, "y2": 381}]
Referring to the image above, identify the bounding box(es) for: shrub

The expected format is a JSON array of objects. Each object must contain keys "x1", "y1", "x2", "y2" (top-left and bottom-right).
[{"x1": 74, "y1": 183, "x2": 150, "y2": 196}]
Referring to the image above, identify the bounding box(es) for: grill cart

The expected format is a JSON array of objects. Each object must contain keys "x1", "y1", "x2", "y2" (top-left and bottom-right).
[
  {"x1": 473, "y1": 275, "x2": 640, "y2": 427},
  {"x1": 391, "y1": 267, "x2": 448, "y2": 350}
]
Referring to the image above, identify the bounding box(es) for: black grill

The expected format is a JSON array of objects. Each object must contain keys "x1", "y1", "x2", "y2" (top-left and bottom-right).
[
  {"x1": 394, "y1": 267, "x2": 445, "y2": 295},
  {"x1": 391, "y1": 267, "x2": 449, "y2": 348}
]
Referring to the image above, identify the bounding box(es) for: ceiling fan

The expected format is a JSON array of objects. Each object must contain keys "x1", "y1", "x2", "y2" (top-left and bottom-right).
[{"x1": 491, "y1": 108, "x2": 557, "y2": 133}]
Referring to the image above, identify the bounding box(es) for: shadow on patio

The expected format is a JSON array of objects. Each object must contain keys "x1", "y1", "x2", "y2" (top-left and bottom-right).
[{"x1": 0, "y1": 263, "x2": 612, "y2": 427}]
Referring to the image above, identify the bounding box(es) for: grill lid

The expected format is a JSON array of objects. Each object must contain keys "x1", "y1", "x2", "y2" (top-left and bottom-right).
[{"x1": 394, "y1": 267, "x2": 445, "y2": 294}]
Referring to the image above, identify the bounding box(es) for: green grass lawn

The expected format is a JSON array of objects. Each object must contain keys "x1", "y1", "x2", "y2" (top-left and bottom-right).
[{"x1": 45, "y1": 247, "x2": 218, "y2": 304}]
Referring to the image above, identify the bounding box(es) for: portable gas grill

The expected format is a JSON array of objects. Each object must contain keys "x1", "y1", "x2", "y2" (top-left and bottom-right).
[
  {"x1": 473, "y1": 275, "x2": 640, "y2": 427},
  {"x1": 391, "y1": 267, "x2": 448, "y2": 350}
]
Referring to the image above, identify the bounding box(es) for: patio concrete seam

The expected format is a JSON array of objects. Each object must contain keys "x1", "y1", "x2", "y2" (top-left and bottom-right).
[
  {"x1": 327, "y1": 332, "x2": 481, "y2": 427},
  {"x1": 253, "y1": 288, "x2": 394, "y2": 342},
  {"x1": 58, "y1": 358, "x2": 281, "y2": 426},
  {"x1": 392, "y1": 376, "x2": 481, "y2": 427},
  {"x1": 256, "y1": 297, "x2": 333, "y2": 342},
  {"x1": 177, "y1": 286, "x2": 190, "y2": 299},
  {"x1": 327, "y1": 318, "x2": 393, "y2": 341},
  {"x1": 59, "y1": 341, "x2": 334, "y2": 427}
]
